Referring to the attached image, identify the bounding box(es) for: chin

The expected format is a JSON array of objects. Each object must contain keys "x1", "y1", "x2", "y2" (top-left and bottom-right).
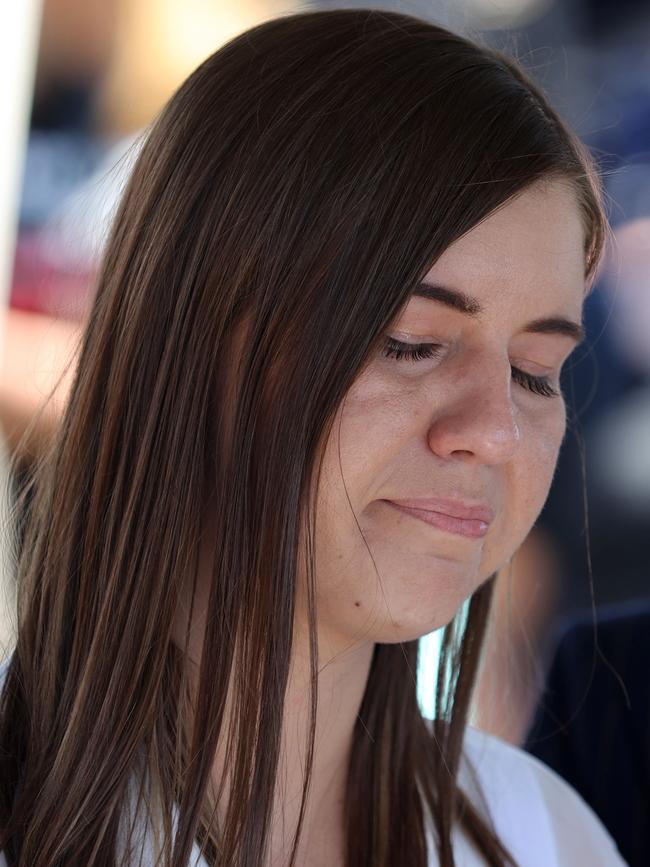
[
  {"x1": 369, "y1": 571, "x2": 495, "y2": 645},
  {"x1": 362, "y1": 603, "x2": 465, "y2": 645}
]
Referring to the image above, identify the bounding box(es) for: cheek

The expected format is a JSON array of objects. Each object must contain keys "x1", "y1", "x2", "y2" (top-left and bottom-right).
[
  {"x1": 303, "y1": 376, "x2": 425, "y2": 626},
  {"x1": 480, "y1": 403, "x2": 566, "y2": 575},
  {"x1": 525, "y1": 401, "x2": 567, "y2": 500},
  {"x1": 508, "y1": 404, "x2": 566, "y2": 530},
  {"x1": 323, "y1": 371, "x2": 419, "y2": 497}
]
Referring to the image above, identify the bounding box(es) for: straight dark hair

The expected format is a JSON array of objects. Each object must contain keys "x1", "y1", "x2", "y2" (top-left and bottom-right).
[{"x1": 0, "y1": 8, "x2": 606, "y2": 867}]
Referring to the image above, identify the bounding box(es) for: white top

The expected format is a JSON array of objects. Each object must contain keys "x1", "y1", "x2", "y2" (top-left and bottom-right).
[
  {"x1": 0, "y1": 654, "x2": 628, "y2": 866},
  {"x1": 451, "y1": 725, "x2": 628, "y2": 866}
]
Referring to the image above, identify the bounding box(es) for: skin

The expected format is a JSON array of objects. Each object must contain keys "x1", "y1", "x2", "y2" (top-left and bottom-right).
[{"x1": 178, "y1": 177, "x2": 588, "y2": 866}]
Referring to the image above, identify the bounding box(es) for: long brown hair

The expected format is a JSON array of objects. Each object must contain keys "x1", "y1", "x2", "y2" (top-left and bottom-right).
[{"x1": 0, "y1": 9, "x2": 606, "y2": 866}]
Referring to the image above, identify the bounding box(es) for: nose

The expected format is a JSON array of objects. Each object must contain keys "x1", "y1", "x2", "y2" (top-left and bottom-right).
[{"x1": 426, "y1": 359, "x2": 521, "y2": 466}]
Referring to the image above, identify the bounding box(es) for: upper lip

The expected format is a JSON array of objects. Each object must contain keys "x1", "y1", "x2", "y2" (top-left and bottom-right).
[{"x1": 384, "y1": 497, "x2": 495, "y2": 524}]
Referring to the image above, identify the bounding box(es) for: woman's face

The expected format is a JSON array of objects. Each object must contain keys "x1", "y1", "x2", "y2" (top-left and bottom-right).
[{"x1": 308, "y1": 179, "x2": 587, "y2": 647}]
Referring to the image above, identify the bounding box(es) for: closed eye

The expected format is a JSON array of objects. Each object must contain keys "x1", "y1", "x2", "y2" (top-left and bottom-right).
[
  {"x1": 381, "y1": 337, "x2": 560, "y2": 398},
  {"x1": 382, "y1": 337, "x2": 445, "y2": 362},
  {"x1": 510, "y1": 366, "x2": 559, "y2": 398}
]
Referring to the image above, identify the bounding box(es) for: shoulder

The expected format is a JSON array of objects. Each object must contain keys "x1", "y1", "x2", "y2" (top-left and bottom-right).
[
  {"x1": 0, "y1": 652, "x2": 206, "y2": 867},
  {"x1": 456, "y1": 725, "x2": 628, "y2": 866}
]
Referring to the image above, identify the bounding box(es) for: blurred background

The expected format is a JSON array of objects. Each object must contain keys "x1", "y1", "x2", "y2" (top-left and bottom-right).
[{"x1": 0, "y1": 0, "x2": 648, "y2": 862}]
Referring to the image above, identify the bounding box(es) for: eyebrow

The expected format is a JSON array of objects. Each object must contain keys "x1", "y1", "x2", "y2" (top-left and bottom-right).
[{"x1": 412, "y1": 282, "x2": 586, "y2": 345}]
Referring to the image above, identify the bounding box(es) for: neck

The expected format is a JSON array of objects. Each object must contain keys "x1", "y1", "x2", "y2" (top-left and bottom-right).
[
  {"x1": 175, "y1": 555, "x2": 375, "y2": 866},
  {"x1": 264, "y1": 626, "x2": 375, "y2": 866}
]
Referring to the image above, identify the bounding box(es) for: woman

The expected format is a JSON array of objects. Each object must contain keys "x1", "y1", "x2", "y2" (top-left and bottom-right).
[{"x1": 0, "y1": 8, "x2": 628, "y2": 866}]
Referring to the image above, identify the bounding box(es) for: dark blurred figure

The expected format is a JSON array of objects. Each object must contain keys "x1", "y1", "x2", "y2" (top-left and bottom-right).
[{"x1": 525, "y1": 599, "x2": 650, "y2": 867}]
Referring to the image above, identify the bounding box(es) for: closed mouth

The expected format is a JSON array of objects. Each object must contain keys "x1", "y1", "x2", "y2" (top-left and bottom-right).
[{"x1": 382, "y1": 499, "x2": 493, "y2": 539}]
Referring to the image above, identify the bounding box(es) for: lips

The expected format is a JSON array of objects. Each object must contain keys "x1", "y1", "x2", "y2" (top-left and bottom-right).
[{"x1": 382, "y1": 497, "x2": 494, "y2": 539}]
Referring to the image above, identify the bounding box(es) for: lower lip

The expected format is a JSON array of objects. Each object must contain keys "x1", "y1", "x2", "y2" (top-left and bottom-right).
[{"x1": 384, "y1": 501, "x2": 490, "y2": 539}]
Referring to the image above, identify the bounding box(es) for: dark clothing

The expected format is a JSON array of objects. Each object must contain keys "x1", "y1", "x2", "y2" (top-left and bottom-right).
[{"x1": 524, "y1": 599, "x2": 650, "y2": 867}]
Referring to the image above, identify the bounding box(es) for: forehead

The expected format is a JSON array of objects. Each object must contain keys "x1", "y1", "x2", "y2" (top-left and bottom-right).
[{"x1": 421, "y1": 179, "x2": 586, "y2": 317}]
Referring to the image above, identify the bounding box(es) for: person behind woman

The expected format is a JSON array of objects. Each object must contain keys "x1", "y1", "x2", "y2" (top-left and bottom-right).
[{"x1": 0, "y1": 8, "x2": 628, "y2": 866}]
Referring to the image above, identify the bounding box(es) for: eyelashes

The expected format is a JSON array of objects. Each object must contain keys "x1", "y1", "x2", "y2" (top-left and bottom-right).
[
  {"x1": 510, "y1": 366, "x2": 559, "y2": 398},
  {"x1": 381, "y1": 337, "x2": 560, "y2": 399},
  {"x1": 382, "y1": 338, "x2": 446, "y2": 363}
]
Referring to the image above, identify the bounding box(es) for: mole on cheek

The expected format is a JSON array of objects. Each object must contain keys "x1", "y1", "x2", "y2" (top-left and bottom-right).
[{"x1": 354, "y1": 601, "x2": 361, "y2": 607}]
